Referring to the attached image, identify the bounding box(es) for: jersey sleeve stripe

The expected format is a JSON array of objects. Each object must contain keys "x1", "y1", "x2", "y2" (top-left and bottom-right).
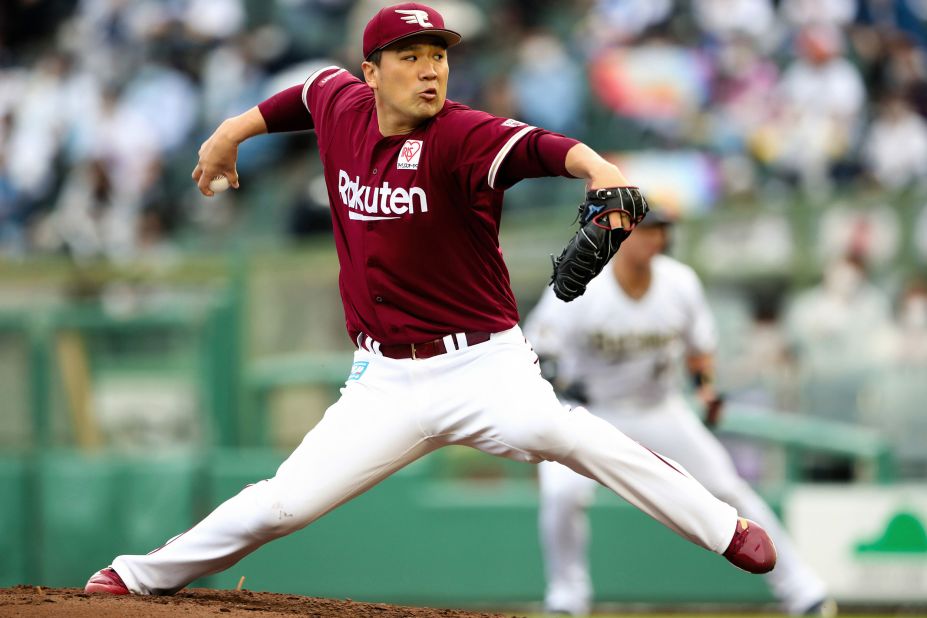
[
  {"x1": 487, "y1": 125, "x2": 536, "y2": 190},
  {"x1": 301, "y1": 65, "x2": 345, "y2": 111}
]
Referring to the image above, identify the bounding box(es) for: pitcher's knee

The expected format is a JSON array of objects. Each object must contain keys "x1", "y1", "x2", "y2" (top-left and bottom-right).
[
  {"x1": 253, "y1": 507, "x2": 305, "y2": 539},
  {"x1": 241, "y1": 481, "x2": 309, "y2": 540}
]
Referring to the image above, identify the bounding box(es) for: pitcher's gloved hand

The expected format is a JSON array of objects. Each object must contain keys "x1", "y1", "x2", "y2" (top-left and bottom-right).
[{"x1": 550, "y1": 187, "x2": 649, "y2": 302}]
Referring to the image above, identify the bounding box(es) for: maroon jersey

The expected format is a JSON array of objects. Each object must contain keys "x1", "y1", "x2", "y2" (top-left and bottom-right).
[{"x1": 301, "y1": 66, "x2": 574, "y2": 345}]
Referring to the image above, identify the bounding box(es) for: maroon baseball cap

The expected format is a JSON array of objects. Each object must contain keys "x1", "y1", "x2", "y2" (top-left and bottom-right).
[{"x1": 363, "y1": 3, "x2": 462, "y2": 60}]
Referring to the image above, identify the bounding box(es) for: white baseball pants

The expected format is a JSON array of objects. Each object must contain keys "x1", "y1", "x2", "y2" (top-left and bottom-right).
[
  {"x1": 112, "y1": 326, "x2": 737, "y2": 595},
  {"x1": 539, "y1": 394, "x2": 827, "y2": 616}
]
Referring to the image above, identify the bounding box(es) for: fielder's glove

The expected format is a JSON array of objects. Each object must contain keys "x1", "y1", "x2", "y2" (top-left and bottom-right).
[
  {"x1": 550, "y1": 187, "x2": 649, "y2": 302},
  {"x1": 537, "y1": 354, "x2": 590, "y2": 404}
]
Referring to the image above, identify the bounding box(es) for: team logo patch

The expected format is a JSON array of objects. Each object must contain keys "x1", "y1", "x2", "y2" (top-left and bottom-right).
[
  {"x1": 397, "y1": 140, "x2": 423, "y2": 170},
  {"x1": 585, "y1": 203, "x2": 604, "y2": 218},
  {"x1": 348, "y1": 361, "x2": 369, "y2": 381},
  {"x1": 396, "y1": 9, "x2": 433, "y2": 27},
  {"x1": 501, "y1": 118, "x2": 526, "y2": 128}
]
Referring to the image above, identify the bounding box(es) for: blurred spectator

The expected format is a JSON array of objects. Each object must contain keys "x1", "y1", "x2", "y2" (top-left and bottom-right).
[
  {"x1": 0, "y1": 94, "x2": 23, "y2": 251},
  {"x1": 6, "y1": 53, "x2": 70, "y2": 203},
  {"x1": 851, "y1": 29, "x2": 927, "y2": 109},
  {"x1": 120, "y1": 60, "x2": 198, "y2": 155},
  {"x1": 692, "y1": 0, "x2": 780, "y2": 50},
  {"x1": 509, "y1": 31, "x2": 585, "y2": 135},
  {"x1": 705, "y1": 35, "x2": 779, "y2": 160},
  {"x1": 85, "y1": 85, "x2": 159, "y2": 200},
  {"x1": 41, "y1": 158, "x2": 114, "y2": 259},
  {"x1": 721, "y1": 283, "x2": 797, "y2": 411},
  {"x1": 859, "y1": 274, "x2": 927, "y2": 476},
  {"x1": 785, "y1": 252, "x2": 893, "y2": 423},
  {"x1": 862, "y1": 91, "x2": 927, "y2": 189},
  {"x1": 881, "y1": 33, "x2": 927, "y2": 115},
  {"x1": 787, "y1": 252, "x2": 893, "y2": 374},
  {"x1": 276, "y1": 0, "x2": 354, "y2": 61},
  {"x1": 770, "y1": 24, "x2": 866, "y2": 190},
  {"x1": 200, "y1": 39, "x2": 269, "y2": 129},
  {"x1": 589, "y1": 38, "x2": 712, "y2": 140},
  {"x1": 883, "y1": 275, "x2": 927, "y2": 364},
  {"x1": 581, "y1": 0, "x2": 674, "y2": 49},
  {"x1": 783, "y1": 251, "x2": 898, "y2": 479},
  {"x1": 480, "y1": 73, "x2": 518, "y2": 120},
  {"x1": 857, "y1": 0, "x2": 927, "y2": 47},
  {"x1": 779, "y1": 0, "x2": 857, "y2": 28},
  {"x1": 180, "y1": 0, "x2": 246, "y2": 42}
]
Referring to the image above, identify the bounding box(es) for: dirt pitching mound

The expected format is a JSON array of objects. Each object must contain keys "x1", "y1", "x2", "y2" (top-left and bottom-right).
[{"x1": 0, "y1": 585, "x2": 519, "y2": 617}]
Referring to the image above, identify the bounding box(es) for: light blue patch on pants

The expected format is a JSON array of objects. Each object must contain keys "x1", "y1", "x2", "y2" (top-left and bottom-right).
[{"x1": 348, "y1": 361, "x2": 369, "y2": 381}]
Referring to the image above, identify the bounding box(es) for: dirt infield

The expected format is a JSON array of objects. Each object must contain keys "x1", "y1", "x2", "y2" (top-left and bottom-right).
[{"x1": 0, "y1": 586, "x2": 518, "y2": 617}]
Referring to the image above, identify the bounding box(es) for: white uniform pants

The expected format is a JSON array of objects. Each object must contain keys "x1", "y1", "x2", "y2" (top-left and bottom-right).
[
  {"x1": 539, "y1": 394, "x2": 827, "y2": 615},
  {"x1": 112, "y1": 327, "x2": 737, "y2": 595}
]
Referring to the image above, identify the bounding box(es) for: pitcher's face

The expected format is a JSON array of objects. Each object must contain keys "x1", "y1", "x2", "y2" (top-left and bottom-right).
[{"x1": 365, "y1": 36, "x2": 448, "y2": 126}]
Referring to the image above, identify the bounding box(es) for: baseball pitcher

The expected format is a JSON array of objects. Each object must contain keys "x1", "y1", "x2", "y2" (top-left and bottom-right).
[
  {"x1": 84, "y1": 2, "x2": 775, "y2": 599},
  {"x1": 525, "y1": 212, "x2": 833, "y2": 616}
]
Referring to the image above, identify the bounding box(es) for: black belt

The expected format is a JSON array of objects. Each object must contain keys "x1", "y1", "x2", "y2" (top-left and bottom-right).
[{"x1": 358, "y1": 331, "x2": 492, "y2": 360}]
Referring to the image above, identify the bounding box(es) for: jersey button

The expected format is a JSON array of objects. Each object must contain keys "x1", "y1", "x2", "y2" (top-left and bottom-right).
[
  {"x1": 372, "y1": 168, "x2": 378, "y2": 175},
  {"x1": 375, "y1": 296, "x2": 384, "y2": 303}
]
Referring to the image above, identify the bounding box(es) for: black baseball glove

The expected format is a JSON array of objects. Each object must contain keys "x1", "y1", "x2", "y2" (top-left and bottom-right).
[{"x1": 550, "y1": 187, "x2": 649, "y2": 302}]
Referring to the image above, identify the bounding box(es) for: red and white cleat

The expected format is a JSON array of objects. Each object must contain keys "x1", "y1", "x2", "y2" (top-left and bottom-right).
[
  {"x1": 723, "y1": 517, "x2": 777, "y2": 574},
  {"x1": 84, "y1": 567, "x2": 129, "y2": 595}
]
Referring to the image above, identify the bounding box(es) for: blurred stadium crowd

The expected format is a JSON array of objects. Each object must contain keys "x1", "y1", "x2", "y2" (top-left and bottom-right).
[
  {"x1": 1, "y1": 0, "x2": 926, "y2": 474},
  {"x1": 2, "y1": 0, "x2": 927, "y2": 256}
]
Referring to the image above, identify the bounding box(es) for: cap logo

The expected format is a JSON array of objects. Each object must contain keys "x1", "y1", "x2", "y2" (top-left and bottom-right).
[{"x1": 395, "y1": 9, "x2": 433, "y2": 27}]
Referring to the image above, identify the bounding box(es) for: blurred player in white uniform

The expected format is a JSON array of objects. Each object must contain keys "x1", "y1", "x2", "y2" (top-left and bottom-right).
[{"x1": 524, "y1": 211, "x2": 833, "y2": 616}]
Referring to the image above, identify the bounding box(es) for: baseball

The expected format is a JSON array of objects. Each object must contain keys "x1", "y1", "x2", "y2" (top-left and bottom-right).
[{"x1": 209, "y1": 175, "x2": 230, "y2": 193}]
